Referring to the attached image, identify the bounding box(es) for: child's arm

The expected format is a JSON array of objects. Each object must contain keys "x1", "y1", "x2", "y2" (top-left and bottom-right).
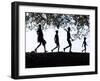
[
  {"x1": 71, "y1": 37, "x2": 74, "y2": 41},
  {"x1": 64, "y1": 29, "x2": 67, "y2": 32},
  {"x1": 70, "y1": 35, "x2": 74, "y2": 41}
]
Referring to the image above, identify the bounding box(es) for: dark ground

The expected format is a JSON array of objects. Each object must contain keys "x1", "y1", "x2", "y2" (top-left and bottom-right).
[{"x1": 25, "y1": 51, "x2": 89, "y2": 68}]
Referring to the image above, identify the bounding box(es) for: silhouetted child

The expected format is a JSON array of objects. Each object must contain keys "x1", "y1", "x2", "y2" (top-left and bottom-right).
[
  {"x1": 82, "y1": 37, "x2": 87, "y2": 53},
  {"x1": 35, "y1": 24, "x2": 47, "y2": 53},
  {"x1": 63, "y1": 27, "x2": 73, "y2": 52},
  {"x1": 51, "y1": 30, "x2": 60, "y2": 52}
]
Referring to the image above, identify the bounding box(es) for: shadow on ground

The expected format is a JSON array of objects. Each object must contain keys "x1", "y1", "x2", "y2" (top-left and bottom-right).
[{"x1": 26, "y1": 51, "x2": 89, "y2": 68}]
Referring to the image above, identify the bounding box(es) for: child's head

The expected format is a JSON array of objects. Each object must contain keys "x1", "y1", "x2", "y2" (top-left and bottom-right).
[
  {"x1": 39, "y1": 24, "x2": 41, "y2": 29},
  {"x1": 56, "y1": 30, "x2": 58, "y2": 34},
  {"x1": 84, "y1": 37, "x2": 86, "y2": 40},
  {"x1": 68, "y1": 27, "x2": 70, "y2": 31}
]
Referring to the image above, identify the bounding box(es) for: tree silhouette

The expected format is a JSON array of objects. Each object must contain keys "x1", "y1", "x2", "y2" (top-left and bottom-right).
[{"x1": 25, "y1": 12, "x2": 90, "y2": 40}]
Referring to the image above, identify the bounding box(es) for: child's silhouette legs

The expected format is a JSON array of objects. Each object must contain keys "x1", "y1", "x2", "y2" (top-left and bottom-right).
[
  {"x1": 82, "y1": 46, "x2": 86, "y2": 53},
  {"x1": 35, "y1": 41, "x2": 47, "y2": 53},
  {"x1": 51, "y1": 44, "x2": 59, "y2": 52},
  {"x1": 42, "y1": 43, "x2": 47, "y2": 53},
  {"x1": 35, "y1": 42, "x2": 41, "y2": 52},
  {"x1": 58, "y1": 46, "x2": 60, "y2": 52},
  {"x1": 64, "y1": 39, "x2": 72, "y2": 52},
  {"x1": 51, "y1": 46, "x2": 57, "y2": 52}
]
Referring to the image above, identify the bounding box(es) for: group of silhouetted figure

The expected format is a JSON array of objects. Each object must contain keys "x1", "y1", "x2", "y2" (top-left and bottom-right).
[{"x1": 34, "y1": 24, "x2": 87, "y2": 53}]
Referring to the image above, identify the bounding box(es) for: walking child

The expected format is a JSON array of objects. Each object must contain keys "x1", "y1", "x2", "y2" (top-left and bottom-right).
[
  {"x1": 51, "y1": 30, "x2": 60, "y2": 52},
  {"x1": 35, "y1": 24, "x2": 47, "y2": 53},
  {"x1": 63, "y1": 27, "x2": 73, "y2": 52},
  {"x1": 82, "y1": 37, "x2": 87, "y2": 53}
]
